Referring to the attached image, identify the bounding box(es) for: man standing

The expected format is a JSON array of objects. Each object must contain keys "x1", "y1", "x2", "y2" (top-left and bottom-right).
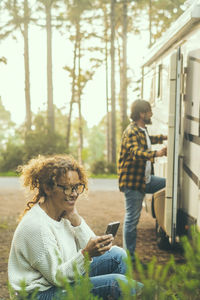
[{"x1": 118, "y1": 99, "x2": 167, "y2": 262}]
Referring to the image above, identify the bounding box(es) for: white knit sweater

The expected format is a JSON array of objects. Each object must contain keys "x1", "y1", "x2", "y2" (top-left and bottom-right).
[{"x1": 8, "y1": 203, "x2": 95, "y2": 292}]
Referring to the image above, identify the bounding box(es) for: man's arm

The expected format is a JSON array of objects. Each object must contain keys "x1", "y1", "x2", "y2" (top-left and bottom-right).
[
  {"x1": 150, "y1": 134, "x2": 167, "y2": 145},
  {"x1": 126, "y1": 133, "x2": 167, "y2": 162},
  {"x1": 126, "y1": 133, "x2": 157, "y2": 163}
]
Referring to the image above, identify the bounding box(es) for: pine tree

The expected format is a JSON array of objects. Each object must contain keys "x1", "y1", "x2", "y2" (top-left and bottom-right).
[
  {"x1": 0, "y1": 0, "x2": 32, "y2": 131},
  {"x1": 36, "y1": 0, "x2": 62, "y2": 132}
]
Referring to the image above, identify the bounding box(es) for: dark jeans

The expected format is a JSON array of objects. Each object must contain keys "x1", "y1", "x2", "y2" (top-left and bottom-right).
[
  {"x1": 123, "y1": 175, "x2": 166, "y2": 261},
  {"x1": 36, "y1": 246, "x2": 143, "y2": 300}
]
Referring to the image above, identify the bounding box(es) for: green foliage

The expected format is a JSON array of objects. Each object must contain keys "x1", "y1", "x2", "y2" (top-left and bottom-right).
[
  {"x1": 106, "y1": 162, "x2": 116, "y2": 174},
  {"x1": 89, "y1": 173, "x2": 117, "y2": 179},
  {"x1": 132, "y1": 0, "x2": 186, "y2": 45},
  {"x1": 23, "y1": 111, "x2": 67, "y2": 160},
  {"x1": 55, "y1": 255, "x2": 100, "y2": 300},
  {"x1": 0, "y1": 171, "x2": 18, "y2": 176},
  {"x1": 54, "y1": 106, "x2": 68, "y2": 136},
  {"x1": 0, "y1": 97, "x2": 15, "y2": 150},
  {"x1": 8, "y1": 255, "x2": 101, "y2": 300},
  {"x1": 0, "y1": 0, "x2": 192, "y2": 175},
  {"x1": 69, "y1": 117, "x2": 89, "y2": 160},
  {"x1": 129, "y1": 227, "x2": 200, "y2": 299},
  {"x1": 8, "y1": 281, "x2": 39, "y2": 300},
  {"x1": 90, "y1": 160, "x2": 106, "y2": 175},
  {"x1": 90, "y1": 160, "x2": 117, "y2": 175},
  {"x1": 7, "y1": 227, "x2": 200, "y2": 299},
  {"x1": 85, "y1": 125, "x2": 106, "y2": 165},
  {"x1": 24, "y1": 129, "x2": 66, "y2": 161},
  {"x1": 0, "y1": 141, "x2": 24, "y2": 172},
  {"x1": 118, "y1": 253, "x2": 143, "y2": 300},
  {"x1": 132, "y1": 255, "x2": 176, "y2": 300},
  {"x1": 0, "y1": 220, "x2": 9, "y2": 229},
  {"x1": 0, "y1": 110, "x2": 68, "y2": 172},
  {"x1": 167, "y1": 227, "x2": 200, "y2": 300}
]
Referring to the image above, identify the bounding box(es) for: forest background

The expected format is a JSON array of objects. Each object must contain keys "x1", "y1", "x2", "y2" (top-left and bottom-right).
[{"x1": 0, "y1": 0, "x2": 190, "y2": 175}]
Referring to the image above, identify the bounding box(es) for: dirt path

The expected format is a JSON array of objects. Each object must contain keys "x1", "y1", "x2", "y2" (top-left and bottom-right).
[{"x1": 0, "y1": 189, "x2": 183, "y2": 299}]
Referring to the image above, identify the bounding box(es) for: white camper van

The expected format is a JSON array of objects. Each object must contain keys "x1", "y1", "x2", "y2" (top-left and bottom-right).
[{"x1": 141, "y1": 0, "x2": 200, "y2": 248}]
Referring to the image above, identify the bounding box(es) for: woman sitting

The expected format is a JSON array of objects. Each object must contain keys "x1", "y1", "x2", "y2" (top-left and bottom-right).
[{"x1": 8, "y1": 154, "x2": 143, "y2": 300}]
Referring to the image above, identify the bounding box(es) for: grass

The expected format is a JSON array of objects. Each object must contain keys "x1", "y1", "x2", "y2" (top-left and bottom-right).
[
  {"x1": 0, "y1": 171, "x2": 18, "y2": 177},
  {"x1": 89, "y1": 173, "x2": 118, "y2": 179},
  {"x1": 0, "y1": 222, "x2": 9, "y2": 230},
  {"x1": 0, "y1": 171, "x2": 118, "y2": 178}
]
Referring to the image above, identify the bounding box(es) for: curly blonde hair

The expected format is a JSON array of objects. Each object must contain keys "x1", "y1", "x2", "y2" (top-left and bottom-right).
[{"x1": 18, "y1": 154, "x2": 88, "y2": 219}]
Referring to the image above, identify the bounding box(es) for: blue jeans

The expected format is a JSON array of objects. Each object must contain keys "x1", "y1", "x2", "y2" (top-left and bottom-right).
[
  {"x1": 123, "y1": 175, "x2": 166, "y2": 261},
  {"x1": 36, "y1": 246, "x2": 143, "y2": 300}
]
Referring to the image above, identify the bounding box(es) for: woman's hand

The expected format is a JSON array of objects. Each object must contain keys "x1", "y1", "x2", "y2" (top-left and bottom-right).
[
  {"x1": 63, "y1": 207, "x2": 81, "y2": 226},
  {"x1": 82, "y1": 235, "x2": 114, "y2": 259}
]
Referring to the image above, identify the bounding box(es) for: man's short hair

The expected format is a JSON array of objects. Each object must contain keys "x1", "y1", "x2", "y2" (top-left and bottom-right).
[{"x1": 130, "y1": 99, "x2": 151, "y2": 121}]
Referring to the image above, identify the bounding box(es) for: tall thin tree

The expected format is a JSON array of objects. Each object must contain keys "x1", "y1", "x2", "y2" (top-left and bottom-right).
[
  {"x1": 46, "y1": 2, "x2": 54, "y2": 132},
  {"x1": 65, "y1": 31, "x2": 78, "y2": 149},
  {"x1": 102, "y1": 2, "x2": 112, "y2": 163},
  {"x1": 148, "y1": 0, "x2": 152, "y2": 47},
  {"x1": 121, "y1": 0, "x2": 128, "y2": 133},
  {"x1": 38, "y1": 0, "x2": 59, "y2": 132},
  {"x1": 63, "y1": 0, "x2": 99, "y2": 161},
  {"x1": 77, "y1": 23, "x2": 83, "y2": 163},
  {"x1": 23, "y1": 0, "x2": 31, "y2": 131},
  {"x1": 1, "y1": 0, "x2": 32, "y2": 131},
  {"x1": 110, "y1": 0, "x2": 116, "y2": 164}
]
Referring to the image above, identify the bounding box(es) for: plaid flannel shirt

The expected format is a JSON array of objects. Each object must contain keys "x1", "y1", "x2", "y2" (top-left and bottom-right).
[{"x1": 118, "y1": 122, "x2": 165, "y2": 192}]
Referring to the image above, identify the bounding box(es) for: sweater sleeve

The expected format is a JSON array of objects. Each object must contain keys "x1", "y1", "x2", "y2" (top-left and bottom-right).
[
  {"x1": 32, "y1": 218, "x2": 95, "y2": 284},
  {"x1": 73, "y1": 217, "x2": 96, "y2": 249},
  {"x1": 8, "y1": 207, "x2": 95, "y2": 291},
  {"x1": 19, "y1": 220, "x2": 94, "y2": 285},
  {"x1": 32, "y1": 245, "x2": 86, "y2": 284}
]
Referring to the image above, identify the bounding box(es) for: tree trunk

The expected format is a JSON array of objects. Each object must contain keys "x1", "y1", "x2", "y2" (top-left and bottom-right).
[
  {"x1": 46, "y1": 3, "x2": 54, "y2": 132},
  {"x1": 77, "y1": 28, "x2": 83, "y2": 164},
  {"x1": 110, "y1": 0, "x2": 116, "y2": 164},
  {"x1": 103, "y1": 5, "x2": 112, "y2": 163},
  {"x1": 121, "y1": 0, "x2": 128, "y2": 133},
  {"x1": 23, "y1": 0, "x2": 31, "y2": 131},
  {"x1": 149, "y1": 0, "x2": 152, "y2": 47},
  {"x1": 116, "y1": 34, "x2": 123, "y2": 125},
  {"x1": 66, "y1": 29, "x2": 78, "y2": 149}
]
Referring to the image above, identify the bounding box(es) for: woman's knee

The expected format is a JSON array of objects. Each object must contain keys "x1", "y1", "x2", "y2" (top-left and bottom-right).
[
  {"x1": 108, "y1": 246, "x2": 127, "y2": 274},
  {"x1": 109, "y1": 274, "x2": 143, "y2": 298},
  {"x1": 91, "y1": 274, "x2": 123, "y2": 300},
  {"x1": 109, "y1": 246, "x2": 127, "y2": 261},
  {"x1": 115, "y1": 275, "x2": 144, "y2": 297},
  {"x1": 110, "y1": 275, "x2": 123, "y2": 299}
]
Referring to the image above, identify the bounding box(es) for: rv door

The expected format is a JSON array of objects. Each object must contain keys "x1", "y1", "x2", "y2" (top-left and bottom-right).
[{"x1": 165, "y1": 48, "x2": 182, "y2": 244}]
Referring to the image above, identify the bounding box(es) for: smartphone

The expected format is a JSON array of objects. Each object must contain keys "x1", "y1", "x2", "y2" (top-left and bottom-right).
[{"x1": 105, "y1": 221, "x2": 120, "y2": 237}]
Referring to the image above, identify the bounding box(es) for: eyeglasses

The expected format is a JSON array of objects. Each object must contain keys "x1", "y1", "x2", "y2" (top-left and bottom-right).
[{"x1": 57, "y1": 183, "x2": 85, "y2": 195}]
